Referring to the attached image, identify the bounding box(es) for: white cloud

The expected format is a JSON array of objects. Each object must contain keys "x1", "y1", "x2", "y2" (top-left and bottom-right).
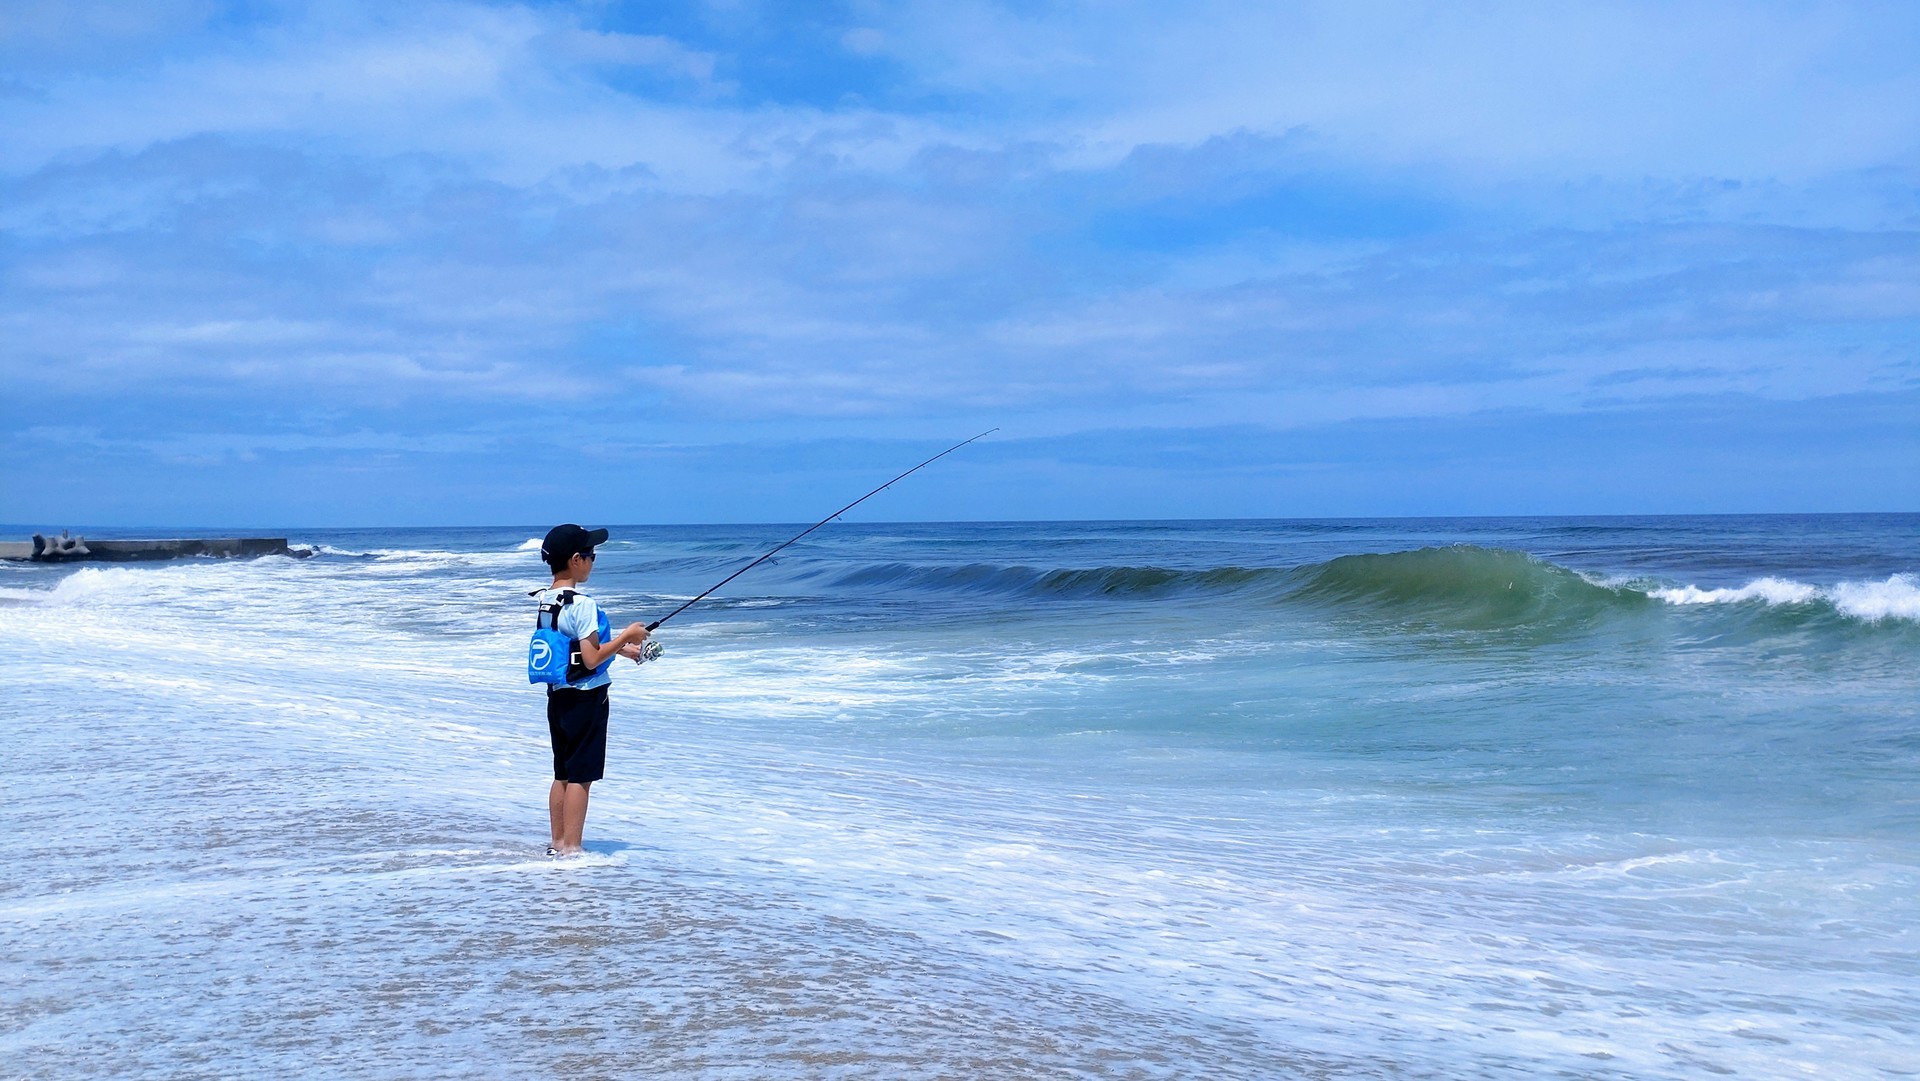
[
  {"x1": 9, "y1": 1, "x2": 1913, "y2": 202},
  {"x1": 541, "y1": 27, "x2": 720, "y2": 85},
  {"x1": 874, "y1": 0, "x2": 1920, "y2": 180},
  {"x1": 0, "y1": 3, "x2": 988, "y2": 192},
  {"x1": 1, "y1": 0, "x2": 1914, "y2": 442}
]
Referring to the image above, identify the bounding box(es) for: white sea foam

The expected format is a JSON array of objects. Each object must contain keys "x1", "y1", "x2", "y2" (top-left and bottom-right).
[
  {"x1": 1649, "y1": 573, "x2": 1919, "y2": 623},
  {"x1": 3, "y1": 565, "x2": 190, "y2": 608},
  {"x1": 292, "y1": 540, "x2": 538, "y2": 564},
  {"x1": 1829, "y1": 574, "x2": 1920, "y2": 622},
  {"x1": 1651, "y1": 576, "x2": 1819, "y2": 607},
  {"x1": 288, "y1": 543, "x2": 366, "y2": 557}
]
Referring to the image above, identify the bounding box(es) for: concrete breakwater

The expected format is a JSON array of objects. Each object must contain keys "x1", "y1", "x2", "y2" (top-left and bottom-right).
[{"x1": 0, "y1": 532, "x2": 295, "y2": 562}]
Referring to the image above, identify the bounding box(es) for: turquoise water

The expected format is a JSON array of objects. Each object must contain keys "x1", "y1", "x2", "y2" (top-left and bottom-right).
[{"x1": 2, "y1": 516, "x2": 1915, "y2": 1077}]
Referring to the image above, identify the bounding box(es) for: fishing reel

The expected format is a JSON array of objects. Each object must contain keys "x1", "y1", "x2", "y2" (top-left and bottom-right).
[{"x1": 634, "y1": 639, "x2": 665, "y2": 664}]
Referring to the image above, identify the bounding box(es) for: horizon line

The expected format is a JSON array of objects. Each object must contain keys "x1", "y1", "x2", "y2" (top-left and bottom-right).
[{"x1": 4, "y1": 510, "x2": 1915, "y2": 536}]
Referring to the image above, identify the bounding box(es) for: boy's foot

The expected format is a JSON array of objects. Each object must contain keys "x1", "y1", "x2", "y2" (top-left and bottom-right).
[{"x1": 545, "y1": 845, "x2": 559, "y2": 858}]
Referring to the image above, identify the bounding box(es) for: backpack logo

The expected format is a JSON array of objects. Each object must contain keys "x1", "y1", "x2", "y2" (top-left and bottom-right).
[{"x1": 528, "y1": 621, "x2": 574, "y2": 686}]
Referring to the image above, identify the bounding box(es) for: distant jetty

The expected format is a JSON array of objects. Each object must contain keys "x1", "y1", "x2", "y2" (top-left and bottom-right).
[{"x1": 0, "y1": 532, "x2": 296, "y2": 562}]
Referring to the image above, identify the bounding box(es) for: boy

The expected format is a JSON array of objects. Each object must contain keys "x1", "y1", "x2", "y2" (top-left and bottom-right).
[{"x1": 537, "y1": 523, "x2": 651, "y2": 857}]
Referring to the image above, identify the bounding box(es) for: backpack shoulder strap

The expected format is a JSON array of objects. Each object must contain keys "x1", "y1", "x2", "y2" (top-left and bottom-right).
[{"x1": 536, "y1": 588, "x2": 579, "y2": 631}]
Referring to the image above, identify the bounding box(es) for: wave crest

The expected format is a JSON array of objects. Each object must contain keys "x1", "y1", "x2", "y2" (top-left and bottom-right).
[
  {"x1": 833, "y1": 561, "x2": 1290, "y2": 599},
  {"x1": 831, "y1": 547, "x2": 1917, "y2": 631},
  {"x1": 1289, "y1": 546, "x2": 1650, "y2": 629},
  {"x1": 833, "y1": 546, "x2": 1643, "y2": 628},
  {"x1": 1653, "y1": 573, "x2": 1919, "y2": 623}
]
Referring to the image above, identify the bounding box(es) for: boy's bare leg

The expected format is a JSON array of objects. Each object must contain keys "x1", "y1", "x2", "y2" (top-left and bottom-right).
[
  {"x1": 559, "y1": 782, "x2": 592, "y2": 853},
  {"x1": 548, "y1": 780, "x2": 566, "y2": 848}
]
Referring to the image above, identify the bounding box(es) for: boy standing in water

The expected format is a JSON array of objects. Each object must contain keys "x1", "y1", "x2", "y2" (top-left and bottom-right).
[{"x1": 537, "y1": 523, "x2": 651, "y2": 857}]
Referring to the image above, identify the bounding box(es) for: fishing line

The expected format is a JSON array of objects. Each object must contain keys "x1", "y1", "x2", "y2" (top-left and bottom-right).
[{"x1": 645, "y1": 428, "x2": 997, "y2": 634}]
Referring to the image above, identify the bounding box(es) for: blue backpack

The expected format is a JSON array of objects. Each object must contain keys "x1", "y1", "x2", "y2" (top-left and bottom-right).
[{"x1": 528, "y1": 589, "x2": 613, "y2": 686}]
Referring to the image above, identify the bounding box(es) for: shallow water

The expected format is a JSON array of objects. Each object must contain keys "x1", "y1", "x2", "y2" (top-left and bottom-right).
[{"x1": 2, "y1": 516, "x2": 1916, "y2": 1078}]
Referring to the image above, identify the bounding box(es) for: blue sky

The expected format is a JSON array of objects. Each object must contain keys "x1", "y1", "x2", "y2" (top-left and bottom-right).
[{"x1": 2, "y1": 0, "x2": 1916, "y2": 526}]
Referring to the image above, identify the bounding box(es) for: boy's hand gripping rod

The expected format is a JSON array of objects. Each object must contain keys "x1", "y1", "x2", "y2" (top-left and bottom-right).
[{"x1": 645, "y1": 429, "x2": 997, "y2": 633}]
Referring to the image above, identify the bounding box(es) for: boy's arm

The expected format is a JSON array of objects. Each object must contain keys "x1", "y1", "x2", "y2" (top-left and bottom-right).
[{"x1": 577, "y1": 623, "x2": 649, "y2": 668}]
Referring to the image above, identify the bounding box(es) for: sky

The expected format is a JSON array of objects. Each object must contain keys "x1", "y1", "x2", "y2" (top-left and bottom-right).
[{"x1": 1, "y1": 0, "x2": 1916, "y2": 527}]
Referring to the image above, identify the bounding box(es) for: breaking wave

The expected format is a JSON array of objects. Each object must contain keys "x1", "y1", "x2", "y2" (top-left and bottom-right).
[
  {"x1": 831, "y1": 561, "x2": 1289, "y2": 599},
  {"x1": 1650, "y1": 573, "x2": 1919, "y2": 624},
  {"x1": 10, "y1": 541, "x2": 1914, "y2": 636},
  {"x1": 830, "y1": 547, "x2": 1917, "y2": 630},
  {"x1": 1287, "y1": 546, "x2": 1651, "y2": 629},
  {"x1": 287, "y1": 543, "x2": 366, "y2": 558}
]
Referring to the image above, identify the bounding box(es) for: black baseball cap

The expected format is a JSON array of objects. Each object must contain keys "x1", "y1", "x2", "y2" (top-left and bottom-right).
[{"x1": 541, "y1": 523, "x2": 608, "y2": 562}]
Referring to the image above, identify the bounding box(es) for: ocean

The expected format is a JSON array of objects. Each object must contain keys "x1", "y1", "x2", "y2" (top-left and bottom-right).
[{"x1": 1, "y1": 515, "x2": 1915, "y2": 1079}]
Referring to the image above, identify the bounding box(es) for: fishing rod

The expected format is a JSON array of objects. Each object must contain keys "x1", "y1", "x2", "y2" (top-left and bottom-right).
[{"x1": 645, "y1": 428, "x2": 998, "y2": 633}]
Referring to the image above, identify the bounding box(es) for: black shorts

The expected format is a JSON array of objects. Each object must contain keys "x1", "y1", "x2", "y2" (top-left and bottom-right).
[{"x1": 547, "y1": 684, "x2": 610, "y2": 784}]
